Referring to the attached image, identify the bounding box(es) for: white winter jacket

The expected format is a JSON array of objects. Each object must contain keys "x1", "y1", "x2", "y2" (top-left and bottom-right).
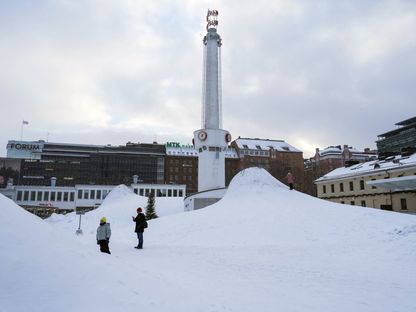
[{"x1": 96, "y1": 223, "x2": 111, "y2": 241}]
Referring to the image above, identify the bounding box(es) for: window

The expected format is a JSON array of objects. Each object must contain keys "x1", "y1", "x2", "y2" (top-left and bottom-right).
[
  {"x1": 51, "y1": 192, "x2": 56, "y2": 201},
  {"x1": 37, "y1": 191, "x2": 43, "y2": 201},
  {"x1": 90, "y1": 190, "x2": 96, "y2": 199},
  {"x1": 70, "y1": 192, "x2": 75, "y2": 202},
  {"x1": 340, "y1": 201, "x2": 345, "y2": 204},
  {"x1": 44, "y1": 191, "x2": 49, "y2": 201},
  {"x1": 57, "y1": 192, "x2": 62, "y2": 201},
  {"x1": 78, "y1": 190, "x2": 82, "y2": 199},
  {"x1": 360, "y1": 180, "x2": 365, "y2": 190},
  {"x1": 30, "y1": 191, "x2": 36, "y2": 201},
  {"x1": 23, "y1": 191, "x2": 29, "y2": 201},
  {"x1": 340, "y1": 183, "x2": 344, "y2": 192},
  {"x1": 243, "y1": 144, "x2": 249, "y2": 149},
  {"x1": 350, "y1": 201, "x2": 355, "y2": 206},
  {"x1": 400, "y1": 198, "x2": 408, "y2": 210},
  {"x1": 349, "y1": 181, "x2": 354, "y2": 191},
  {"x1": 17, "y1": 191, "x2": 23, "y2": 201},
  {"x1": 133, "y1": 188, "x2": 138, "y2": 194},
  {"x1": 96, "y1": 190, "x2": 102, "y2": 199},
  {"x1": 256, "y1": 145, "x2": 261, "y2": 150},
  {"x1": 83, "y1": 190, "x2": 89, "y2": 200},
  {"x1": 139, "y1": 189, "x2": 144, "y2": 196},
  {"x1": 173, "y1": 190, "x2": 178, "y2": 197},
  {"x1": 63, "y1": 192, "x2": 69, "y2": 202},
  {"x1": 361, "y1": 200, "x2": 366, "y2": 207},
  {"x1": 168, "y1": 189, "x2": 172, "y2": 197},
  {"x1": 371, "y1": 178, "x2": 376, "y2": 189},
  {"x1": 331, "y1": 184, "x2": 335, "y2": 193},
  {"x1": 323, "y1": 185, "x2": 326, "y2": 194}
]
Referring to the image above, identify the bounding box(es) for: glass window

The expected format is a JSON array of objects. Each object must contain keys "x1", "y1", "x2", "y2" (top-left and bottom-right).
[
  {"x1": 173, "y1": 189, "x2": 178, "y2": 197},
  {"x1": 70, "y1": 192, "x2": 75, "y2": 202},
  {"x1": 30, "y1": 191, "x2": 36, "y2": 201},
  {"x1": 17, "y1": 191, "x2": 23, "y2": 201},
  {"x1": 83, "y1": 190, "x2": 89, "y2": 200},
  {"x1": 37, "y1": 191, "x2": 43, "y2": 201},
  {"x1": 331, "y1": 184, "x2": 335, "y2": 193},
  {"x1": 168, "y1": 189, "x2": 172, "y2": 197},
  {"x1": 44, "y1": 191, "x2": 49, "y2": 201},
  {"x1": 400, "y1": 198, "x2": 408, "y2": 210},
  {"x1": 360, "y1": 180, "x2": 365, "y2": 190},
  {"x1": 24, "y1": 191, "x2": 29, "y2": 201},
  {"x1": 349, "y1": 181, "x2": 354, "y2": 191},
  {"x1": 51, "y1": 192, "x2": 56, "y2": 201},
  {"x1": 179, "y1": 190, "x2": 183, "y2": 197},
  {"x1": 139, "y1": 189, "x2": 144, "y2": 196},
  {"x1": 350, "y1": 201, "x2": 355, "y2": 206},
  {"x1": 133, "y1": 188, "x2": 138, "y2": 194},
  {"x1": 96, "y1": 190, "x2": 102, "y2": 199},
  {"x1": 63, "y1": 192, "x2": 69, "y2": 202},
  {"x1": 57, "y1": 192, "x2": 62, "y2": 201},
  {"x1": 90, "y1": 190, "x2": 96, "y2": 199},
  {"x1": 323, "y1": 185, "x2": 326, "y2": 194},
  {"x1": 78, "y1": 190, "x2": 82, "y2": 199},
  {"x1": 340, "y1": 183, "x2": 344, "y2": 192},
  {"x1": 361, "y1": 200, "x2": 366, "y2": 207}
]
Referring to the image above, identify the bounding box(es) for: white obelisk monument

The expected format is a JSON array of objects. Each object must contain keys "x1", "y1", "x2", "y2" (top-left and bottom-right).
[{"x1": 193, "y1": 10, "x2": 231, "y2": 192}]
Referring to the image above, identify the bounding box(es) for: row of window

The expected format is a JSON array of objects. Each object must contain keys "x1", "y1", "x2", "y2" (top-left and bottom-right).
[
  {"x1": 323, "y1": 179, "x2": 373, "y2": 194},
  {"x1": 132, "y1": 188, "x2": 183, "y2": 197},
  {"x1": 341, "y1": 198, "x2": 408, "y2": 210},
  {"x1": 17, "y1": 190, "x2": 76, "y2": 202}
]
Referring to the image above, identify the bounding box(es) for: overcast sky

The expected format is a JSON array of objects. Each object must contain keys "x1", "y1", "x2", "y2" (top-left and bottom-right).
[{"x1": 0, "y1": 0, "x2": 415, "y2": 158}]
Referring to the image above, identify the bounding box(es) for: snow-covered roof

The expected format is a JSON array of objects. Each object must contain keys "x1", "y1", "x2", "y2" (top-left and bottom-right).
[
  {"x1": 234, "y1": 138, "x2": 301, "y2": 152},
  {"x1": 315, "y1": 153, "x2": 416, "y2": 182}
]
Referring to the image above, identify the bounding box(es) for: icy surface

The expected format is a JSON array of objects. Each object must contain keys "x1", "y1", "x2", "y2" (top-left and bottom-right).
[{"x1": 1, "y1": 168, "x2": 415, "y2": 312}]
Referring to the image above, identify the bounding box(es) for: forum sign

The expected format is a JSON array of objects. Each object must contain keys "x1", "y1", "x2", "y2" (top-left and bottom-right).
[{"x1": 6, "y1": 141, "x2": 44, "y2": 160}]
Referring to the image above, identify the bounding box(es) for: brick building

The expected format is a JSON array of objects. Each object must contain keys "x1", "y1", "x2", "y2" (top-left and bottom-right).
[{"x1": 304, "y1": 145, "x2": 377, "y2": 196}]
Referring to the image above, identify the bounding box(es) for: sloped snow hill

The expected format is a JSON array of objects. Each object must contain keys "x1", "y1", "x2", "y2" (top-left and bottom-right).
[{"x1": 1, "y1": 167, "x2": 415, "y2": 312}]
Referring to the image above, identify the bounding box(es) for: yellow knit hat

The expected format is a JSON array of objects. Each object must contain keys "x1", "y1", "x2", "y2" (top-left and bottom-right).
[{"x1": 100, "y1": 217, "x2": 107, "y2": 223}]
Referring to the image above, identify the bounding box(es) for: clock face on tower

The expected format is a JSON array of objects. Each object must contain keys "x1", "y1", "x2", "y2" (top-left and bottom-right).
[{"x1": 198, "y1": 131, "x2": 208, "y2": 141}]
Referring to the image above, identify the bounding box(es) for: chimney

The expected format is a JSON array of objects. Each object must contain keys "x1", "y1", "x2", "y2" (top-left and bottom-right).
[
  {"x1": 133, "y1": 175, "x2": 139, "y2": 184},
  {"x1": 50, "y1": 177, "x2": 57, "y2": 187}
]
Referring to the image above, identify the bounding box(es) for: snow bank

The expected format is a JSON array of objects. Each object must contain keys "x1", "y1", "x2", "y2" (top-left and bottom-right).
[{"x1": 1, "y1": 168, "x2": 416, "y2": 312}]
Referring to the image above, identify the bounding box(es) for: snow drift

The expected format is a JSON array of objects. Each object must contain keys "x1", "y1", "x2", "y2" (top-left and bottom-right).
[{"x1": 1, "y1": 167, "x2": 415, "y2": 312}]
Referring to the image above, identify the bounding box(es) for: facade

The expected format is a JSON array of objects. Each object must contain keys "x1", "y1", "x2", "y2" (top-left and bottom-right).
[
  {"x1": 304, "y1": 145, "x2": 377, "y2": 196},
  {"x1": 231, "y1": 138, "x2": 305, "y2": 192},
  {"x1": 0, "y1": 183, "x2": 186, "y2": 218},
  {"x1": 376, "y1": 116, "x2": 416, "y2": 156},
  {"x1": 6, "y1": 140, "x2": 165, "y2": 187},
  {"x1": 315, "y1": 153, "x2": 416, "y2": 213}
]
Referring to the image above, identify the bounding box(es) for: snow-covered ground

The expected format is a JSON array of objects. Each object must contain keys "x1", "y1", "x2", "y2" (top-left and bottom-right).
[{"x1": 1, "y1": 168, "x2": 415, "y2": 312}]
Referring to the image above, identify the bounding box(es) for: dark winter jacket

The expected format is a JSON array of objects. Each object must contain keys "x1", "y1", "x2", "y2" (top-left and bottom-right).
[
  {"x1": 96, "y1": 222, "x2": 111, "y2": 241},
  {"x1": 133, "y1": 213, "x2": 147, "y2": 233}
]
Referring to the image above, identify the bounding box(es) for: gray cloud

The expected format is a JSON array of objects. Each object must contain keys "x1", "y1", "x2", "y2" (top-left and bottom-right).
[{"x1": 0, "y1": 0, "x2": 415, "y2": 158}]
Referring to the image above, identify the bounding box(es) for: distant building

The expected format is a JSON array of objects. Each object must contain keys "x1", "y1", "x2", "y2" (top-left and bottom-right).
[
  {"x1": 377, "y1": 116, "x2": 416, "y2": 157},
  {"x1": 315, "y1": 153, "x2": 416, "y2": 213},
  {"x1": 230, "y1": 138, "x2": 305, "y2": 192},
  {"x1": 304, "y1": 145, "x2": 377, "y2": 196},
  {"x1": 6, "y1": 140, "x2": 166, "y2": 187}
]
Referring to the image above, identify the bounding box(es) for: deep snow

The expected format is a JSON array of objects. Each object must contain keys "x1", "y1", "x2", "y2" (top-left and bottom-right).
[{"x1": 1, "y1": 168, "x2": 415, "y2": 312}]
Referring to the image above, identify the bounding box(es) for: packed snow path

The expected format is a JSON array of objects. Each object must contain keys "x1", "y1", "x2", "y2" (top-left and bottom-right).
[{"x1": 1, "y1": 168, "x2": 415, "y2": 311}]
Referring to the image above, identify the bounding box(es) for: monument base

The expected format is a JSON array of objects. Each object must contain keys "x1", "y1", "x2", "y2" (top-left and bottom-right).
[{"x1": 184, "y1": 187, "x2": 227, "y2": 211}]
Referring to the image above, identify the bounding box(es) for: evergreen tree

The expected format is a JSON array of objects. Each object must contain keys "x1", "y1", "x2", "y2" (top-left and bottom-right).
[{"x1": 145, "y1": 191, "x2": 158, "y2": 220}]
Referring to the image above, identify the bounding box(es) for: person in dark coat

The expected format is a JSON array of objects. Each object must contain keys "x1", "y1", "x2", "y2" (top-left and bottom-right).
[
  {"x1": 132, "y1": 207, "x2": 147, "y2": 249},
  {"x1": 96, "y1": 217, "x2": 111, "y2": 254}
]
